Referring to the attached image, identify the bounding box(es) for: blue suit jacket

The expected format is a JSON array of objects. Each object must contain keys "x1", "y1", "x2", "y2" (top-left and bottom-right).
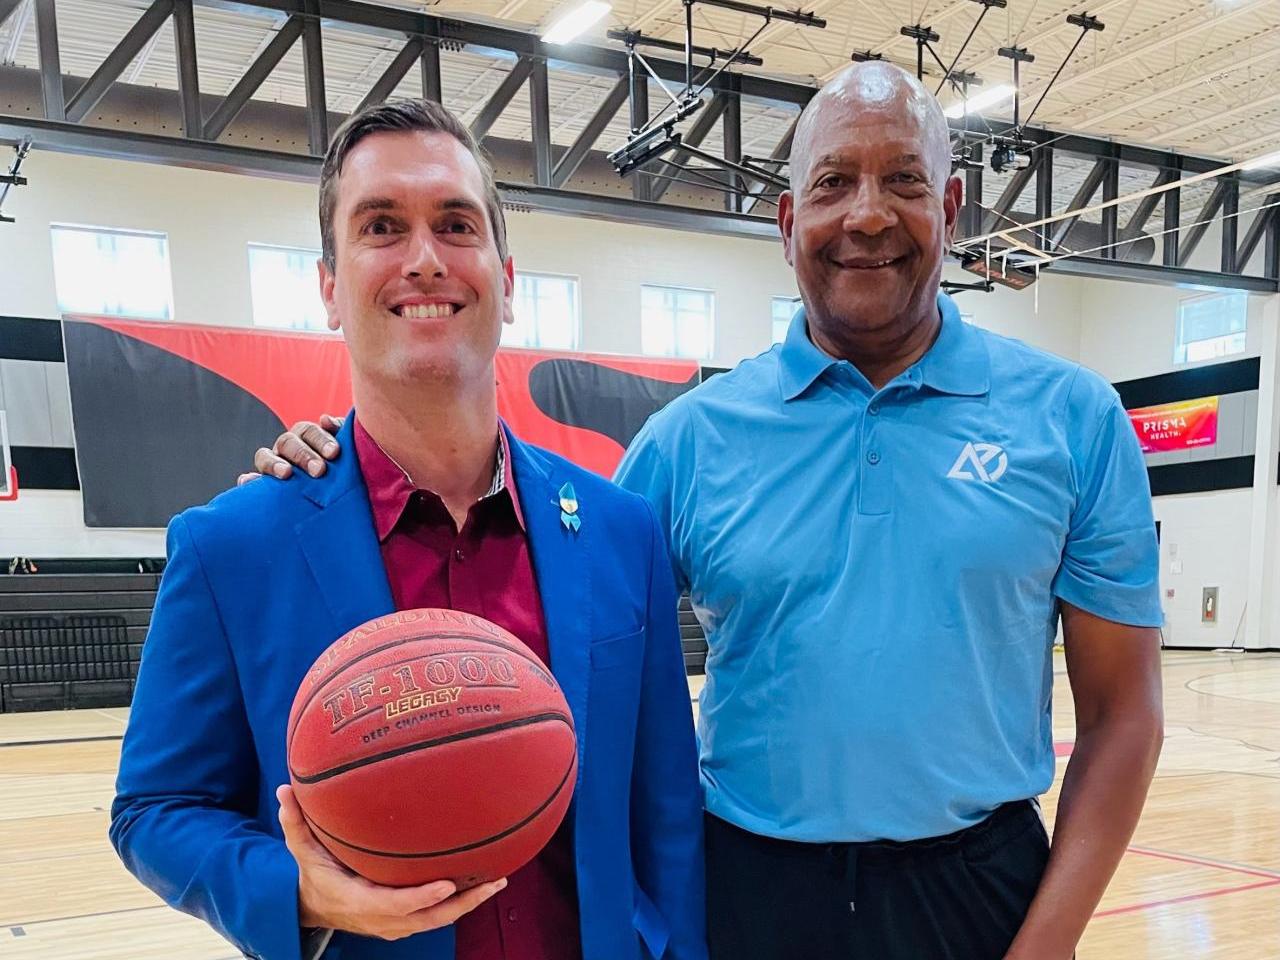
[{"x1": 110, "y1": 419, "x2": 706, "y2": 960}]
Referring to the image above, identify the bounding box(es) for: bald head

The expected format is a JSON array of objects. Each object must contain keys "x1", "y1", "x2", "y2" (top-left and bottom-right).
[{"x1": 790, "y1": 62, "x2": 953, "y2": 198}]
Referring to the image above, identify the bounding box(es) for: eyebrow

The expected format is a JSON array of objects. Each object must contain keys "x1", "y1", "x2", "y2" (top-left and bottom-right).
[
  {"x1": 349, "y1": 196, "x2": 396, "y2": 219},
  {"x1": 348, "y1": 196, "x2": 485, "y2": 219}
]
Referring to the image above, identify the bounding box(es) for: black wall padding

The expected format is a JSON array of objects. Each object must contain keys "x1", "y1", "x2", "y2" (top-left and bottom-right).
[
  {"x1": 1114, "y1": 357, "x2": 1260, "y2": 410},
  {"x1": 0, "y1": 317, "x2": 63, "y2": 362},
  {"x1": 10, "y1": 447, "x2": 79, "y2": 490},
  {"x1": 1148, "y1": 456, "x2": 1255, "y2": 496}
]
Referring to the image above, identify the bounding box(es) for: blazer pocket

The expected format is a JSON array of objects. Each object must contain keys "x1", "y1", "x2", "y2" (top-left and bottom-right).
[{"x1": 590, "y1": 627, "x2": 643, "y2": 670}]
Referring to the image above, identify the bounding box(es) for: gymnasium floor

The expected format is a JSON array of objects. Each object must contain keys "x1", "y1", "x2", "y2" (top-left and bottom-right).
[{"x1": 1, "y1": 650, "x2": 1277, "y2": 960}]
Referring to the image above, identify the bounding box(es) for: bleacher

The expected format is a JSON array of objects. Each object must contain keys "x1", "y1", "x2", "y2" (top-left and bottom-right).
[
  {"x1": 0, "y1": 570, "x2": 158, "y2": 712},
  {"x1": 680, "y1": 595, "x2": 708, "y2": 676},
  {"x1": 0, "y1": 565, "x2": 708, "y2": 712}
]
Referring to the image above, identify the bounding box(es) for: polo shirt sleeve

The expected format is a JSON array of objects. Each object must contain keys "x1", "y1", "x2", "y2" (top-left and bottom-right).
[
  {"x1": 614, "y1": 419, "x2": 690, "y2": 594},
  {"x1": 1052, "y1": 378, "x2": 1164, "y2": 628}
]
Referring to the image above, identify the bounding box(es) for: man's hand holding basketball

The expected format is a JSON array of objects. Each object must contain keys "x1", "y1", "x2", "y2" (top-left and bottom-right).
[{"x1": 276, "y1": 785, "x2": 506, "y2": 940}]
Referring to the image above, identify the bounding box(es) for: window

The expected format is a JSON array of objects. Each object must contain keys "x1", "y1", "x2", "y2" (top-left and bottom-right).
[
  {"x1": 50, "y1": 224, "x2": 174, "y2": 320},
  {"x1": 772, "y1": 296, "x2": 801, "y2": 343},
  {"x1": 505, "y1": 272, "x2": 580, "y2": 350},
  {"x1": 1175, "y1": 293, "x2": 1248, "y2": 364},
  {"x1": 641, "y1": 285, "x2": 715, "y2": 360},
  {"x1": 248, "y1": 244, "x2": 329, "y2": 332}
]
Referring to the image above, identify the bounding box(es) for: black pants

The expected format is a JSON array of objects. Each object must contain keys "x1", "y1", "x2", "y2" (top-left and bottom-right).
[{"x1": 705, "y1": 802, "x2": 1050, "y2": 960}]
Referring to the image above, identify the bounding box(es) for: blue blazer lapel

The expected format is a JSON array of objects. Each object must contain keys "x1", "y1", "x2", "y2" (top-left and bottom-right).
[
  {"x1": 506, "y1": 426, "x2": 591, "y2": 791},
  {"x1": 296, "y1": 415, "x2": 396, "y2": 640}
]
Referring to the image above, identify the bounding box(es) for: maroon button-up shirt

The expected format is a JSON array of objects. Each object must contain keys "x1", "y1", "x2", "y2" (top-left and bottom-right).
[{"x1": 353, "y1": 416, "x2": 582, "y2": 960}]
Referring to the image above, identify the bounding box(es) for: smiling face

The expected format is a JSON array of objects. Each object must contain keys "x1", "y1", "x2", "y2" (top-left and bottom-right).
[
  {"x1": 780, "y1": 63, "x2": 962, "y2": 350},
  {"x1": 319, "y1": 129, "x2": 514, "y2": 391}
]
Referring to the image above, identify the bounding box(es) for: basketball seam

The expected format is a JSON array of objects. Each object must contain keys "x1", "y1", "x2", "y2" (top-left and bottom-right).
[
  {"x1": 305, "y1": 750, "x2": 577, "y2": 860},
  {"x1": 290, "y1": 711, "x2": 572, "y2": 784}
]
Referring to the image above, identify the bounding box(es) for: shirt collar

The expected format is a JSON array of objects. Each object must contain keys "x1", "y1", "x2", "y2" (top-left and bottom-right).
[
  {"x1": 778, "y1": 291, "x2": 990, "y2": 401},
  {"x1": 778, "y1": 302, "x2": 840, "y2": 402},
  {"x1": 353, "y1": 414, "x2": 524, "y2": 542},
  {"x1": 915, "y1": 292, "x2": 991, "y2": 397}
]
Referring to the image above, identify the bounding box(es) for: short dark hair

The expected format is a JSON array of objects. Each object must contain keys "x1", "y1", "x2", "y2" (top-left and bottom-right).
[{"x1": 318, "y1": 98, "x2": 509, "y2": 271}]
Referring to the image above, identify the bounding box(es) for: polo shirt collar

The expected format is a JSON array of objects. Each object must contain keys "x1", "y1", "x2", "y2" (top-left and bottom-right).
[
  {"x1": 916, "y1": 292, "x2": 991, "y2": 397},
  {"x1": 778, "y1": 291, "x2": 990, "y2": 401},
  {"x1": 778, "y1": 303, "x2": 840, "y2": 402}
]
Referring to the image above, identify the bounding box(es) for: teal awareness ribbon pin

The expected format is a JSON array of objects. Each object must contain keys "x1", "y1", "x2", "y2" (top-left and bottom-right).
[{"x1": 559, "y1": 482, "x2": 581, "y2": 532}]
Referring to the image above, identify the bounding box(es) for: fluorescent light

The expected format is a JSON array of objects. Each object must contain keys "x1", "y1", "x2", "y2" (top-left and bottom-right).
[
  {"x1": 943, "y1": 84, "x2": 1017, "y2": 119},
  {"x1": 1241, "y1": 149, "x2": 1280, "y2": 171},
  {"x1": 541, "y1": 1, "x2": 611, "y2": 44}
]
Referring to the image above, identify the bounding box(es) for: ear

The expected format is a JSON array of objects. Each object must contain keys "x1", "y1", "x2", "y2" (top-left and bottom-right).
[
  {"x1": 942, "y1": 175, "x2": 964, "y2": 248},
  {"x1": 500, "y1": 255, "x2": 515, "y2": 327},
  {"x1": 778, "y1": 190, "x2": 796, "y2": 267},
  {"x1": 318, "y1": 257, "x2": 340, "y2": 332}
]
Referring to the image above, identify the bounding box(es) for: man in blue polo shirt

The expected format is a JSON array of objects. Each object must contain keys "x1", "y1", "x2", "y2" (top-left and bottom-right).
[
  {"x1": 613, "y1": 62, "x2": 1163, "y2": 960},
  {"x1": 253, "y1": 62, "x2": 1163, "y2": 960}
]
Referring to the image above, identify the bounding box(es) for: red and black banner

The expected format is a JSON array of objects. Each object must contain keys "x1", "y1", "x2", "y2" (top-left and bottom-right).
[{"x1": 62, "y1": 316, "x2": 699, "y2": 528}]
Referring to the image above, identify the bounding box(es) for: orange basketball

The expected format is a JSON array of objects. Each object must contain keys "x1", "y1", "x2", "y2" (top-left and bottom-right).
[{"x1": 286, "y1": 608, "x2": 577, "y2": 888}]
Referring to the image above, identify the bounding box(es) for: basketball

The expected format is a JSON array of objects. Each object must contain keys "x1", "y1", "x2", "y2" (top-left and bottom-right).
[{"x1": 285, "y1": 608, "x2": 578, "y2": 888}]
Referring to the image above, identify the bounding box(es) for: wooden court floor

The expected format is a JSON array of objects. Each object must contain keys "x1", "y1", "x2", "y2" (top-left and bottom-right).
[{"x1": 1, "y1": 650, "x2": 1277, "y2": 959}]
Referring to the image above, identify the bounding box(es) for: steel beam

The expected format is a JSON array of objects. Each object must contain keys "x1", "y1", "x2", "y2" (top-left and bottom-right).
[
  {"x1": 1237, "y1": 199, "x2": 1278, "y2": 271},
  {"x1": 550, "y1": 74, "x2": 628, "y2": 189},
  {"x1": 529, "y1": 57, "x2": 551, "y2": 188},
  {"x1": 1163, "y1": 176, "x2": 1181, "y2": 267},
  {"x1": 420, "y1": 40, "x2": 441, "y2": 103},
  {"x1": 650, "y1": 92, "x2": 730, "y2": 203},
  {"x1": 172, "y1": 0, "x2": 201, "y2": 138},
  {"x1": 502, "y1": 182, "x2": 780, "y2": 241},
  {"x1": 1034, "y1": 146, "x2": 1052, "y2": 251},
  {"x1": 961, "y1": 145, "x2": 984, "y2": 241},
  {"x1": 33, "y1": 0, "x2": 62, "y2": 121},
  {"x1": 203, "y1": 15, "x2": 302, "y2": 140},
  {"x1": 0, "y1": 0, "x2": 25, "y2": 28},
  {"x1": 300, "y1": 7, "x2": 328, "y2": 152},
  {"x1": 355, "y1": 37, "x2": 423, "y2": 113},
  {"x1": 1178, "y1": 180, "x2": 1229, "y2": 267},
  {"x1": 471, "y1": 56, "x2": 534, "y2": 142},
  {"x1": 1044, "y1": 254, "x2": 1277, "y2": 293},
  {"x1": 1266, "y1": 209, "x2": 1279, "y2": 281},
  {"x1": 1220, "y1": 176, "x2": 1239, "y2": 274},
  {"x1": 192, "y1": 0, "x2": 816, "y2": 107},
  {"x1": 1049, "y1": 159, "x2": 1107, "y2": 252},
  {"x1": 65, "y1": 0, "x2": 174, "y2": 124},
  {"x1": 1101, "y1": 159, "x2": 1119, "y2": 260},
  {"x1": 628, "y1": 61, "x2": 650, "y2": 201},
  {"x1": 723, "y1": 82, "x2": 742, "y2": 213}
]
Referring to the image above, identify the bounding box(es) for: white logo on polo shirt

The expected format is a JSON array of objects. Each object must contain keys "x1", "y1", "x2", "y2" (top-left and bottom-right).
[{"x1": 947, "y1": 442, "x2": 1008, "y2": 483}]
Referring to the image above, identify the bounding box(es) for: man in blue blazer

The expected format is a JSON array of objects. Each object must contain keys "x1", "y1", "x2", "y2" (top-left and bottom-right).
[{"x1": 110, "y1": 99, "x2": 705, "y2": 960}]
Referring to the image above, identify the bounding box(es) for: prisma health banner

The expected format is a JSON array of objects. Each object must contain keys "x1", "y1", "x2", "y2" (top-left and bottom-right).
[{"x1": 1126, "y1": 396, "x2": 1220, "y2": 454}]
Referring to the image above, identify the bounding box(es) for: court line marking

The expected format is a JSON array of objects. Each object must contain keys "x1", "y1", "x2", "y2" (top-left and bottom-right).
[
  {"x1": 2, "y1": 903, "x2": 163, "y2": 929},
  {"x1": 1126, "y1": 845, "x2": 1280, "y2": 881},
  {"x1": 0, "y1": 735, "x2": 123, "y2": 749},
  {"x1": 1094, "y1": 878, "x2": 1280, "y2": 918}
]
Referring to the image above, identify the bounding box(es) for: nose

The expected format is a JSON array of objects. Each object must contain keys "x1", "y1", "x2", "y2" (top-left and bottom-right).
[
  {"x1": 402, "y1": 228, "x2": 447, "y2": 280},
  {"x1": 840, "y1": 177, "x2": 898, "y2": 238}
]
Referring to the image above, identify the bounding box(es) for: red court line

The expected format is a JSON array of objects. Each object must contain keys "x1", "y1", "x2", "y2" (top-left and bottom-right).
[
  {"x1": 1126, "y1": 846, "x2": 1280, "y2": 881},
  {"x1": 1053, "y1": 741, "x2": 1074, "y2": 758},
  {"x1": 1095, "y1": 879, "x2": 1280, "y2": 918}
]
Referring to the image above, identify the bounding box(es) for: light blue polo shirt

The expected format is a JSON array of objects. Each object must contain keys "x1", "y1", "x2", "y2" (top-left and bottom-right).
[{"x1": 614, "y1": 292, "x2": 1162, "y2": 843}]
